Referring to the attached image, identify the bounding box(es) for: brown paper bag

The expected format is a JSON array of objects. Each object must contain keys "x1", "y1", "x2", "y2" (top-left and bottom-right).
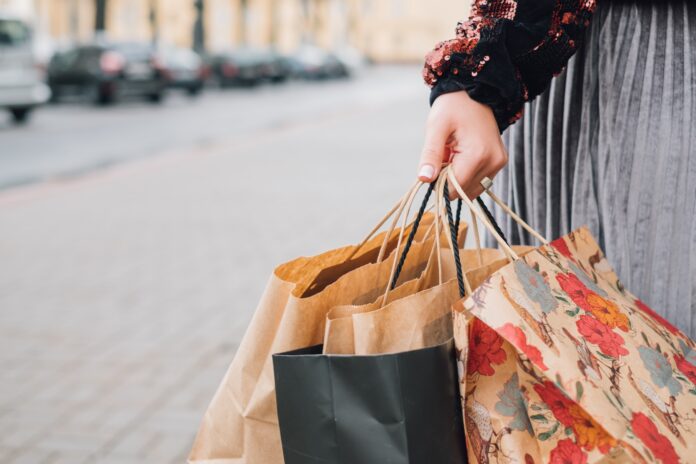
[
  {"x1": 188, "y1": 212, "x2": 467, "y2": 463},
  {"x1": 323, "y1": 246, "x2": 534, "y2": 355}
]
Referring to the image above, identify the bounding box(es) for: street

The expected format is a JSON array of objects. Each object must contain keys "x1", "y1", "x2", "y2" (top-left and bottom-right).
[
  {"x1": 0, "y1": 65, "x2": 431, "y2": 463},
  {"x1": 0, "y1": 66, "x2": 425, "y2": 190}
]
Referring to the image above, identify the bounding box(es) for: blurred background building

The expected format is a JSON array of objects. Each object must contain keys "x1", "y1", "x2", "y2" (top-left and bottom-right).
[{"x1": 0, "y1": 0, "x2": 468, "y2": 62}]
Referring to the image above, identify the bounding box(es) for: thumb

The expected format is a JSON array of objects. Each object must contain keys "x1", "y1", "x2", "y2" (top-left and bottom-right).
[{"x1": 418, "y1": 122, "x2": 449, "y2": 182}]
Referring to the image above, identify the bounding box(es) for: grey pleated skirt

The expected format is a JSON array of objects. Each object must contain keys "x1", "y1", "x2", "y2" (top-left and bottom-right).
[{"x1": 492, "y1": 2, "x2": 696, "y2": 337}]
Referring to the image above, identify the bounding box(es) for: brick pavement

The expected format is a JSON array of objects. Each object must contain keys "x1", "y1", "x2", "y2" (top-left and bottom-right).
[{"x1": 0, "y1": 75, "x2": 428, "y2": 463}]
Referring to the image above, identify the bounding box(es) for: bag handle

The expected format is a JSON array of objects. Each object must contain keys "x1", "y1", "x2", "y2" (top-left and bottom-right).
[
  {"x1": 388, "y1": 182, "x2": 436, "y2": 291},
  {"x1": 469, "y1": 202, "x2": 484, "y2": 267},
  {"x1": 445, "y1": 167, "x2": 520, "y2": 261},
  {"x1": 479, "y1": 181, "x2": 549, "y2": 245},
  {"x1": 346, "y1": 180, "x2": 435, "y2": 264},
  {"x1": 383, "y1": 176, "x2": 468, "y2": 305},
  {"x1": 379, "y1": 181, "x2": 435, "y2": 306},
  {"x1": 444, "y1": 180, "x2": 469, "y2": 298},
  {"x1": 380, "y1": 165, "x2": 546, "y2": 306},
  {"x1": 445, "y1": 166, "x2": 550, "y2": 260}
]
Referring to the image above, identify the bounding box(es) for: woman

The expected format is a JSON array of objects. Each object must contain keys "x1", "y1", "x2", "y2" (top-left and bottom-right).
[{"x1": 418, "y1": 1, "x2": 696, "y2": 337}]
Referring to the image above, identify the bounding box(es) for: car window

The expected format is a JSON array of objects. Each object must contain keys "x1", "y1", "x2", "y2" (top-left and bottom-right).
[
  {"x1": 0, "y1": 19, "x2": 30, "y2": 46},
  {"x1": 51, "y1": 49, "x2": 79, "y2": 68},
  {"x1": 112, "y1": 43, "x2": 152, "y2": 60}
]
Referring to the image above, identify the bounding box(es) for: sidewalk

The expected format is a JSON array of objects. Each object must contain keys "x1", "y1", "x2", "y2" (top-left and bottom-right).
[{"x1": 0, "y1": 76, "x2": 428, "y2": 463}]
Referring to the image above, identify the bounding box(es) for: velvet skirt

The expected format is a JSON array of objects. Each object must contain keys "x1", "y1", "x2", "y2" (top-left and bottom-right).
[{"x1": 492, "y1": 2, "x2": 696, "y2": 336}]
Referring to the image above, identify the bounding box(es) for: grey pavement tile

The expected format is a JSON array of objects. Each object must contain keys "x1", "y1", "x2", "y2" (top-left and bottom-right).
[
  {"x1": 0, "y1": 68, "x2": 424, "y2": 461},
  {"x1": 35, "y1": 428, "x2": 115, "y2": 455},
  {"x1": 5, "y1": 447, "x2": 56, "y2": 464}
]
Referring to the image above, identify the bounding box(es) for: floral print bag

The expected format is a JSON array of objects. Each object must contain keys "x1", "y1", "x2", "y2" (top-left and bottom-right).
[{"x1": 445, "y1": 168, "x2": 696, "y2": 464}]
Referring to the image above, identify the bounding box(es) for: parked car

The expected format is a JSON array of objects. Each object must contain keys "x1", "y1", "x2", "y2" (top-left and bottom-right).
[
  {"x1": 160, "y1": 45, "x2": 208, "y2": 96},
  {"x1": 333, "y1": 46, "x2": 368, "y2": 75},
  {"x1": 210, "y1": 47, "x2": 286, "y2": 87},
  {"x1": 289, "y1": 46, "x2": 349, "y2": 80},
  {"x1": 48, "y1": 41, "x2": 169, "y2": 105},
  {"x1": 259, "y1": 49, "x2": 290, "y2": 84},
  {"x1": 0, "y1": 14, "x2": 51, "y2": 124}
]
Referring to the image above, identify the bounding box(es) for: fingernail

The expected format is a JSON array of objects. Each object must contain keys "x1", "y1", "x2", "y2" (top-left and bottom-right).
[{"x1": 418, "y1": 164, "x2": 435, "y2": 180}]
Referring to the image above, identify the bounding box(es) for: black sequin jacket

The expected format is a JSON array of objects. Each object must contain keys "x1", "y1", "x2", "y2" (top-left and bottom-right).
[{"x1": 423, "y1": 0, "x2": 597, "y2": 132}]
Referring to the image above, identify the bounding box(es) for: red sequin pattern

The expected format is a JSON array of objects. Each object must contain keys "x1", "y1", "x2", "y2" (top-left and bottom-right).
[
  {"x1": 423, "y1": 0, "x2": 517, "y2": 85},
  {"x1": 424, "y1": 0, "x2": 597, "y2": 124}
]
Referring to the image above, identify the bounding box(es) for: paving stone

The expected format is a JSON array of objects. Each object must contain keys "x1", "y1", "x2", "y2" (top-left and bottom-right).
[{"x1": 0, "y1": 67, "x2": 426, "y2": 462}]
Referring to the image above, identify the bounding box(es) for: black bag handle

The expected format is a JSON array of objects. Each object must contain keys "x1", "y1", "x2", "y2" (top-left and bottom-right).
[{"x1": 389, "y1": 181, "x2": 466, "y2": 298}]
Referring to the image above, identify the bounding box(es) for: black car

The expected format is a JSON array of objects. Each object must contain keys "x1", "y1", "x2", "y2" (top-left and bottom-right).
[
  {"x1": 263, "y1": 50, "x2": 291, "y2": 84},
  {"x1": 48, "y1": 42, "x2": 169, "y2": 105},
  {"x1": 288, "y1": 46, "x2": 349, "y2": 80},
  {"x1": 160, "y1": 45, "x2": 208, "y2": 96},
  {"x1": 210, "y1": 47, "x2": 280, "y2": 87}
]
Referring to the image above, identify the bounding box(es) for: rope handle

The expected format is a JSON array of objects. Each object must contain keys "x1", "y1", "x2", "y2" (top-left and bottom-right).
[
  {"x1": 387, "y1": 176, "x2": 467, "y2": 301},
  {"x1": 480, "y1": 182, "x2": 548, "y2": 245},
  {"x1": 389, "y1": 182, "x2": 435, "y2": 290},
  {"x1": 345, "y1": 179, "x2": 420, "y2": 263},
  {"x1": 445, "y1": 181, "x2": 467, "y2": 298},
  {"x1": 445, "y1": 167, "x2": 520, "y2": 261},
  {"x1": 379, "y1": 181, "x2": 430, "y2": 306},
  {"x1": 382, "y1": 179, "x2": 468, "y2": 305}
]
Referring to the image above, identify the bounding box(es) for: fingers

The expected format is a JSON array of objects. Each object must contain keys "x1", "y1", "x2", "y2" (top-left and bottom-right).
[
  {"x1": 418, "y1": 118, "x2": 451, "y2": 182},
  {"x1": 448, "y1": 153, "x2": 485, "y2": 201},
  {"x1": 448, "y1": 140, "x2": 508, "y2": 200}
]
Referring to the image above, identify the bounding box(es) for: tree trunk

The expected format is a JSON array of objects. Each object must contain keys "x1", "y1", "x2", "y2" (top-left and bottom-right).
[
  {"x1": 238, "y1": 0, "x2": 249, "y2": 46},
  {"x1": 95, "y1": 0, "x2": 107, "y2": 33},
  {"x1": 193, "y1": 0, "x2": 205, "y2": 53},
  {"x1": 149, "y1": 0, "x2": 159, "y2": 45}
]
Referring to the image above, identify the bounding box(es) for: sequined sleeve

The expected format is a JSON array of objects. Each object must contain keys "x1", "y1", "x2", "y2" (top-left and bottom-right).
[{"x1": 424, "y1": 0, "x2": 596, "y2": 132}]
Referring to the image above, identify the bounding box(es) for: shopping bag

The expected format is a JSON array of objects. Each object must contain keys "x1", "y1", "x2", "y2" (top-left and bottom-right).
[
  {"x1": 273, "y1": 178, "x2": 468, "y2": 464},
  {"x1": 273, "y1": 339, "x2": 466, "y2": 464},
  {"x1": 323, "y1": 246, "x2": 534, "y2": 355},
  {"x1": 189, "y1": 188, "x2": 467, "y2": 463},
  {"x1": 322, "y1": 179, "x2": 534, "y2": 357},
  {"x1": 445, "y1": 167, "x2": 696, "y2": 464}
]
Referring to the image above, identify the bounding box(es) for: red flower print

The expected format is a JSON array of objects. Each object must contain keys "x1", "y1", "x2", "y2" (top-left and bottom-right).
[
  {"x1": 535, "y1": 382, "x2": 617, "y2": 454},
  {"x1": 674, "y1": 354, "x2": 696, "y2": 385},
  {"x1": 533, "y1": 381, "x2": 575, "y2": 427},
  {"x1": 467, "y1": 318, "x2": 506, "y2": 376},
  {"x1": 635, "y1": 298, "x2": 681, "y2": 336},
  {"x1": 557, "y1": 273, "x2": 594, "y2": 313},
  {"x1": 549, "y1": 439, "x2": 588, "y2": 464},
  {"x1": 551, "y1": 237, "x2": 574, "y2": 259},
  {"x1": 557, "y1": 273, "x2": 629, "y2": 330},
  {"x1": 497, "y1": 323, "x2": 548, "y2": 371},
  {"x1": 631, "y1": 412, "x2": 679, "y2": 464},
  {"x1": 576, "y1": 315, "x2": 629, "y2": 358}
]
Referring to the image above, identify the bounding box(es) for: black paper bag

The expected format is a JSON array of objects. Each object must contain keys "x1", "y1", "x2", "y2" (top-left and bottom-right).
[{"x1": 272, "y1": 339, "x2": 467, "y2": 464}]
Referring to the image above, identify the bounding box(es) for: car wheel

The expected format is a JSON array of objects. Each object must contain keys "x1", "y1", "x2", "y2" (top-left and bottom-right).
[
  {"x1": 9, "y1": 107, "x2": 31, "y2": 124},
  {"x1": 95, "y1": 84, "x2": 116, "y2": 105},
  {"x1": 147, "y1": 91, "x2": 164, "y2": 104},
  {"x1": 187, "y1": 85, "x2": 202, "y2": 97},
  {"x1": 49, "y1": 88, "x2": 61, "y2": 104}
]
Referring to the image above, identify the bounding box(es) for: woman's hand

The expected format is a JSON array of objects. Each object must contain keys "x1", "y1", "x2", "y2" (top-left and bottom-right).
[{"x1": 418, "y1": 91, "x2": 508, "y2": 199}]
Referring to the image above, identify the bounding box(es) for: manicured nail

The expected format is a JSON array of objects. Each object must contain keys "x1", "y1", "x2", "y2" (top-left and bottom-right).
[{"x1": 418, "y1": 164, "x2": 435, "y2": 180}]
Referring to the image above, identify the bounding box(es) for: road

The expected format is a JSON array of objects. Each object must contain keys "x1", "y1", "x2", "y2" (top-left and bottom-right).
[
  {"x1": 0, "y1": 65, "x2": 434, "y2": 463},
  {"x1": 0, "y1": 66, "x2": 427, "y2": 190}
]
